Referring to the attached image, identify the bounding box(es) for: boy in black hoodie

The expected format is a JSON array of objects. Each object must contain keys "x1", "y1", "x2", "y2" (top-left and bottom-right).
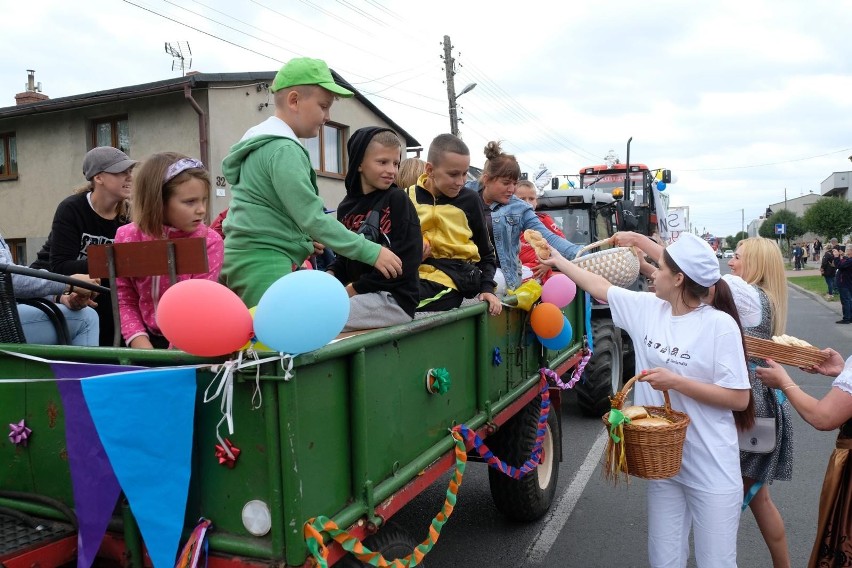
[{"x1": 328, "y1": 127, "x2": 422, "y2": 330}]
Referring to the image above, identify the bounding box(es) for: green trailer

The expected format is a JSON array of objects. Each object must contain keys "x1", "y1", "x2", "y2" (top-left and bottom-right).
[{"x1": 0, "y1": 299, "x2": 587, "y2": 567}]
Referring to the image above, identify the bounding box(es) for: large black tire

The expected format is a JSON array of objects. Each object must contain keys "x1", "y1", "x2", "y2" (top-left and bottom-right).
[
  {"x1": 575, "y1": 318, "x2": 623, "y2": 417},
  {"x1": 337, "y1": 520, "x2": 427, "y2": 567},
  {"x1": 487, "y1": 394, "x2": 560, "y2": 522}
]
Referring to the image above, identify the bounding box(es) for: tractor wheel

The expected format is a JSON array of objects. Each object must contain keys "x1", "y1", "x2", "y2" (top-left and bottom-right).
[
  {"x1": 487, "y1": 394, "x2": 561, "y2": 522},
  {"x1": 575, "y1": 318, "x2": 623, "y2": 417}
]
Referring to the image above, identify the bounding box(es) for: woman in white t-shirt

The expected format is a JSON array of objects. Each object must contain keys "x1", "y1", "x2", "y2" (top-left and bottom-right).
[{"x1": 541, "y1": 233, "x2": 753, "y2": 568}]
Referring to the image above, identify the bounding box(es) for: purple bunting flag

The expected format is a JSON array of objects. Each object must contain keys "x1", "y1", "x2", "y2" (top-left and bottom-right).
[
  {"x1": 52, "y1": 362, "x2": 142, "y2": 568},
  {"x1": 81, "y1": 366, "x2": 197, "y2": 568}
]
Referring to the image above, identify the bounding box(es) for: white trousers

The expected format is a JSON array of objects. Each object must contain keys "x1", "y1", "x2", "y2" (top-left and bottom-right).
[{"x1": 647, "y1": 478, "x2": 741, "y2": 568}]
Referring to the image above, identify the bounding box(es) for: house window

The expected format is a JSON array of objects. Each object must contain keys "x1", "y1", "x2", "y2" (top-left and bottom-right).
[
  {"x1": 5, "y1": 238, "x2": 25, "y2": 264},
  {"x1": 92, "y1": 116, "x2": 130, "y2": 153},
  {"x1": 302, "y1": 123, "x2": 345, "y2": 176},
  {"x1": 0, "y1": 132, "x2": 18, "y2": 180}
]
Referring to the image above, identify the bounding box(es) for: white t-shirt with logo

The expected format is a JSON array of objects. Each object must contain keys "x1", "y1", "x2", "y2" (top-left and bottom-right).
[{"x1": 608, "y1": 286, "x2": 750, "y2": 493}]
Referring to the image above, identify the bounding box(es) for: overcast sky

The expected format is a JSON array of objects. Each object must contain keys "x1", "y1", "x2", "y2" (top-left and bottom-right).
[{"x1": 4, "y1": 0, "x2": 851, "y2": 237}]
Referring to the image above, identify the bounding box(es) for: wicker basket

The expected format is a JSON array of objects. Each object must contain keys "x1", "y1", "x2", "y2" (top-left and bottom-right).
[
  {"x1": 572, "y1": 238, "x2": 640, "y2": 288},
  {"x1": 744, "y1": 335, "x2": 829, "y2": 368},
  {"x1": 602, "y1": 375, "x2": 691, "y2": 480}
]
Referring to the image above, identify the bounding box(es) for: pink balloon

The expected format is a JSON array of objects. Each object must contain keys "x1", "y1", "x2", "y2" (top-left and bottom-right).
[
  {"x1": 157, "y1": 280, "x2": 253, "y2": 356},
  {"x1": 541, "y1": 274, "x2": 577, "y2": 308}
]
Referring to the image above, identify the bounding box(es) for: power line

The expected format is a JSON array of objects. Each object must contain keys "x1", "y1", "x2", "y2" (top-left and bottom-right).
[
  {"x1": 679, "y1": 147, "x2": 852, "y2": 172},
  {"x1": 333, "y1": 0, "x2": 387, "y2": 26},
  {"x1": 121, "y1": 0, "x2": 287, "y2": 63}
]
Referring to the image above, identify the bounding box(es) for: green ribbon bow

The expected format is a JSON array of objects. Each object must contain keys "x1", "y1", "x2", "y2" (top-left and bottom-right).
[
  {"x1": 606, "y1": 408, "x2": 631, "y2": 443},
  {"x1": 430, "y1": 368, "x2": 451, "y2": 395}
]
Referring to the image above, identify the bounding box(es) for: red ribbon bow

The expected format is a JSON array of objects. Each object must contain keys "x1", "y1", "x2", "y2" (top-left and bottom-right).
[{"x1": 214, "y1": 438, "x2": 241, "y2": 468}]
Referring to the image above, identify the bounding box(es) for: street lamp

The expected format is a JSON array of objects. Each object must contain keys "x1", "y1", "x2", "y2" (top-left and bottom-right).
[{"x1": 449, "y1": 82, "x2": 477, "y2": 137}]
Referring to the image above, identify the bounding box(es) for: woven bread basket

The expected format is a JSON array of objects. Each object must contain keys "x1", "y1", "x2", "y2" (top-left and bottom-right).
[
  {"x1": 571, "y1": 237, "x2": 640, "y2": 288},
  {"x1": 602, "y1": 375, "x2": 690, "y2": 480}
]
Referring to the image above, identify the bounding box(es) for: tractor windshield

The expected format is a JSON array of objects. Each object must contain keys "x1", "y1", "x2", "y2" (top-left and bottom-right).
[{"x1": 542, "y1": 208, "x2": 595, "y2": 246}]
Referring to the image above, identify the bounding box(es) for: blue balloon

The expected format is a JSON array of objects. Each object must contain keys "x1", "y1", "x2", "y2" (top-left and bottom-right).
[
  {"x1": 656, "y1": 181, "x2": 667, "y2": 191},
  {"x1": 538, "y1": 316, "x2": 573, "y2": 350},
  {"x1": 254, "y1": 270, "x2": 350, "y2": 354}
]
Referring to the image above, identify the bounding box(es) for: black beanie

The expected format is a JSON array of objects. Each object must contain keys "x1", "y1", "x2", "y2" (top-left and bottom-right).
[{"x1": 344, "y1": 126, "x2": 395, "y2": 197}]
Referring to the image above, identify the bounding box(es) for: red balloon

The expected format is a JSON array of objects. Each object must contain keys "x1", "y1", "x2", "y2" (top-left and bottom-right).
[
  {"x1": 530, "y1": 302, "x2": 564, "y2": 339},
  {"x1": 156, "y1": 280, "x2": 253, "y2": 356}
]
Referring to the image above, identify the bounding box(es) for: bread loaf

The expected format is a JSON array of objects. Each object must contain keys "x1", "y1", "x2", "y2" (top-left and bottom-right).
[
  {"x1": 623, "y1": 406, "x2": 649, "y2": 420},
  {"x1": 771, "y1": 334, "x2": 813, "y2": 348},
  {"x1": 524, "y1": 229, "x2": 550, "y2": 259},
  {"x1": 635, "y1": 416, "x2": 671, "y2": 427}
]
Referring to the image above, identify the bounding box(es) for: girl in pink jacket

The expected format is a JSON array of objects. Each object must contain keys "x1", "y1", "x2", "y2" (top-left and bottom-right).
[{"x1": 115, "y1": 152, "x2": 224, "y2": 349}]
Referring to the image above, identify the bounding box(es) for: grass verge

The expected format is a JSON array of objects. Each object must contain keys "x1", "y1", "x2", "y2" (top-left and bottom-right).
[{"x1": 788, "y1": 275, "x2": 838, "y2": 301}]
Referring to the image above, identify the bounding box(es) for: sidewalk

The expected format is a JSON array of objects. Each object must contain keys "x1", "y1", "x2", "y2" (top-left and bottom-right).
[{"x1": 785, "y1": 267, "x2": 843, "y2": 316}]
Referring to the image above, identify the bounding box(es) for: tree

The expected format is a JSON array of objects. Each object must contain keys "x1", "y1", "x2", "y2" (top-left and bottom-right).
[
  {"x1": 802, "y1": 197, "x2": 852, "y2": 241},
  {"x1": 759, "y1": 209, "x2": 804, "y2": 253},
  {"x1": 726, "y1": 231, "x2": 748, "y2": 250}
]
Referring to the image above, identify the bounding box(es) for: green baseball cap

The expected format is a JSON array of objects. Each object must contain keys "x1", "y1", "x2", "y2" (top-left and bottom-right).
[{"x1": 270, "y1": 57, "x2": 354, "y2": 97}]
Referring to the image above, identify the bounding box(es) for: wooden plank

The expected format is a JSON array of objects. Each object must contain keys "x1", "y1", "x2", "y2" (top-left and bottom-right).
[{"x1": 87, "y1": 238, "x2": 208, "y2": 279}]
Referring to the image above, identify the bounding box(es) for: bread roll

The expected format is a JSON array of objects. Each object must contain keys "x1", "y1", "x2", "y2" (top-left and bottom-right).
[
  {"x1": 636, "y1": 417, "x2": 671, "y2": 427},
  {"x1": 524, "y1": 229, "x2": 550, "y2": 259},
  {"x1": 623, "y1": 406, "x2": 649, "y2": 420}
]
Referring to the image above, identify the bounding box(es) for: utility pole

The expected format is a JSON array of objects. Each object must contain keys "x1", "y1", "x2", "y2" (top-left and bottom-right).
[
  {"x1": 442, "y1": 35, "x2": 476, "y2": 137},
  {"x1": 443, "y1": 36, "x2": 459, "y2": 136},
  {"x1": 741, "y1": 209, "x2": 744, "y2": 236}
]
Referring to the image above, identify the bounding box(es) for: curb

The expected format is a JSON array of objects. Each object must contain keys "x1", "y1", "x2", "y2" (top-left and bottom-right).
[{"x1": 787, "y1": 282, "x2": 842, "y2": 316}]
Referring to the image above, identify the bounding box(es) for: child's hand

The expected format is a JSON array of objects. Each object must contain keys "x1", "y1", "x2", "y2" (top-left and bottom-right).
[
  {"x1": 422, "y1": 238, "x2": 432, "y2": 261},
  {"x1": 531, "y1": 263, "x2": 549, "y2": 280},
  {"x1": 755, "y1": 359, "x2": 793, "y2": 388},
  {"x1": 479, "y1": 292, "x2": 502, "y2": 316},
  {"x1": 312, "y1": 241, "x2": 326, "y2": 255},
  {"x1": 374, "y1": 248, "x2": 403, "y2": 279},
  {"x1": 129, "y1": 336, "x2": 155, "y2": 349}
]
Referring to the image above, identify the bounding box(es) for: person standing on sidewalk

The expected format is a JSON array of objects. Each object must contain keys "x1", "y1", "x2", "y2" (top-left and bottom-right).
[
  {"x1": 821, "y1": 243, "x2": 838, "y2": 299},
  {"x1": 793, "y1": 243, "x2": 804, "y2": 271},
  {"x1": 834, "y1": 244, "x2": 852, "y2": 324}
]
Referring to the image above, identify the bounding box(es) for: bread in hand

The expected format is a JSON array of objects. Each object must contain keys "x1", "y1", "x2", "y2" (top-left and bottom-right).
[{"x1": 524, "y1": 229, "x2": 550, "y2": 259}]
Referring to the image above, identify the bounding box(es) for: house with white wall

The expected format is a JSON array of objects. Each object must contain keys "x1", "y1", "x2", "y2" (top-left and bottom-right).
[{"x1": 0, "y1": 70, "x2": 419, "y2": 264}]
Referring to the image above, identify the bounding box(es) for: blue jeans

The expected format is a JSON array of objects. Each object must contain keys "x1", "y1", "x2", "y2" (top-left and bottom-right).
[
  {"x1": 839, "y1": 286, "x2": 852, "y2": 322},
  {"x1": 825, "y1": 275, "x2": 837, "y2": 296},
  {"x1": 18, "y1": 304, "x2": 100, "y2": 346}
]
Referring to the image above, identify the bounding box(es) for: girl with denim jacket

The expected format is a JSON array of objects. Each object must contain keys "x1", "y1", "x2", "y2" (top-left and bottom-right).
[{"x1": 469, "y1": 141, "x2": 581, "y2": 292}]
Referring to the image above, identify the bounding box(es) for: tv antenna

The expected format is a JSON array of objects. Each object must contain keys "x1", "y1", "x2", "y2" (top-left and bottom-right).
[{"x1": 164, "y1": 42, "x2": 192, "y2": 75}]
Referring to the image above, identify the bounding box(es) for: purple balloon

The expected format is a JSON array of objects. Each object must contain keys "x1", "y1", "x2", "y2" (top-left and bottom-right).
[{"x1": 541, "y1": 274, "x2": 577, "y2": 308}]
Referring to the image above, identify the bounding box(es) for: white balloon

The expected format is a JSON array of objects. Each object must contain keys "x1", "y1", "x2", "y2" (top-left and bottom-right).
[{"x1": 670, "y1": 174, "x2": 679, "y2": 184}]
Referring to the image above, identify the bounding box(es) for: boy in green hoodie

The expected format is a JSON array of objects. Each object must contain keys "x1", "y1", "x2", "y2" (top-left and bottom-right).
[{"x1": 221, "y1": 57, "x2": 402, "y2": 307}]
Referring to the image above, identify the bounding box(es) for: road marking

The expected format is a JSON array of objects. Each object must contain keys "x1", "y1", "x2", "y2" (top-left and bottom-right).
[{"x1": 526, "y1": 430, "x2": 609, "y2": 565}]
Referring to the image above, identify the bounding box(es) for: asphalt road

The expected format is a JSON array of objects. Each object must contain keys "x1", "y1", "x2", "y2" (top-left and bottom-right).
[{"x1": 388, "y1": 262, "x2": 852, "y2": 567}]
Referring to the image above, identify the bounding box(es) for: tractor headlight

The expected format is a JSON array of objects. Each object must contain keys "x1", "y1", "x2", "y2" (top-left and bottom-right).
[{"x1": 241, "y1": 500, "x2": 272, "y2": 536}]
